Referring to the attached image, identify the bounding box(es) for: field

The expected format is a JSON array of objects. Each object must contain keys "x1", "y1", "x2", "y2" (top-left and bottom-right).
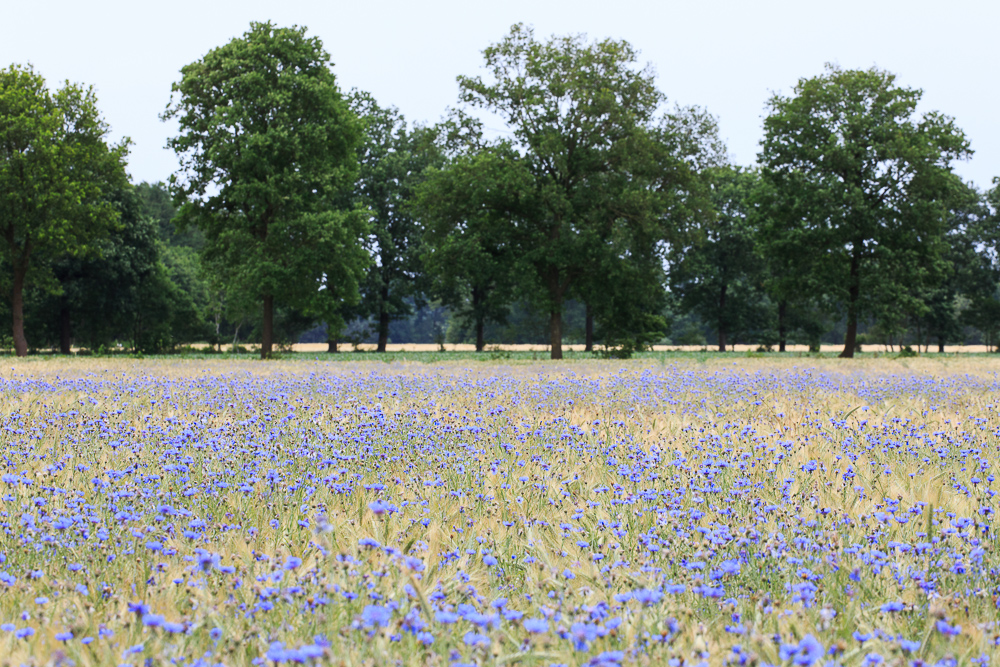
[{"x1": 1, "y1": 356, "x2": 999, "y2": 667}]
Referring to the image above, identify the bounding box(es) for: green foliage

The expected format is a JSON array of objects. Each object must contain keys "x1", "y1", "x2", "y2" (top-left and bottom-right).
[
  {"x1": 0, "y1": 63, "x2": 129, "y2": 355},
  {"x1": 164, "y1": 22, "x2": 367, "y2": 358},
  {"x1": 136, "y1": 181, "x2": 204, "y2": 251}
]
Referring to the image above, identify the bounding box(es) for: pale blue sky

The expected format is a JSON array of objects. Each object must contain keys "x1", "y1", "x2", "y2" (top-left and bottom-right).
[{"x1": 5, "y1": 0, "x2": 997, "y2": 189}]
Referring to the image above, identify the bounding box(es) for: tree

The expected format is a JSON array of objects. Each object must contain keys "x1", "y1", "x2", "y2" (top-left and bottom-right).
[
  {"x1": 906, "y1": 185, "x2": 991, "y2": 352},
  {"x1": 0, "y1": 63, "x2": 129, "y2": 356},
  {"x1": 457, "y1": 24, "x2": 664, "y2": 359},
  {"x1": 164, "y1": 22, "x2": 368, "y2": 358},
  {"x1": 589, "y1": 243, "x2": 669, "y2": 356},
  {"x1": 416, "y1": 142, "x2": 524, "y2": 351},
  {"x1": 758, "y1": 64, "x2": 972, "y2": 358},
  {"x1": 670, "y1": 167, "x2": 771, "y2": 351},
  {"x1": 43, "y1": 185, "x2": 158, "y2": 352},
  {"x1": 346, "y1": 92, "x2": 443, "y2": 352},
  {"x1": 578, "y1": 106, "x2": 725, "y2": 353},
  {"x1": 137, "y1": 181, "x2": 204, "y2": 251},
  {"x1": 959, "y1": 179, "x2": 1000, "y2": 351},
  {"x1": 134, "y1": 181, "x2": 215, "y2": 348}
]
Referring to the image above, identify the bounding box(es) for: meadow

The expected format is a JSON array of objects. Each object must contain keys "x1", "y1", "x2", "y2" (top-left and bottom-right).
[{"x1": 0, "y1": 356, "x2": 998, "y2": 667}]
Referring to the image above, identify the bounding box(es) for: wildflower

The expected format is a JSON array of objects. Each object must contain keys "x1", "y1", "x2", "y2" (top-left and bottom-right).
[
  {"x1": 936, "y1": 619, "x2": 962, "y2": 636},
  {"x1": 523, "y1": 618, "x2": 549, "y2": 633},
  {"x1": 360, "y1": 605, "x2": 391, "y2": 628},
  {"x1": 778, "y1": 634, "x2": 825, "y2": 666},
  {"x1": 435, "y1": 611, "x2": 459, "y2": 624},
  {"x1": 463, "y1": 631, "x2": 490, "y2": 647},
  {"x1": 588, "y1": 651, "x2": 625, "y2": 667},
  {"x1": 196, "y1": 552, "x2": 220, "y2": 572},
  {"x1": 128, "y1": 602, "x2": 150, "y2": 616},
  {"x1": 569, "y1": 622, "x2": 605, "y2": 651},
  {"x1": 142, "y1": 613, "x2": 165, "y2": 627},
  {"x1": 633, "y1": 589, "x2": 663, "y2": 606}
]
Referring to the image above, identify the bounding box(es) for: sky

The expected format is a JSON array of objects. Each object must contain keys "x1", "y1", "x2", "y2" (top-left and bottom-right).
[{"x1": 4, "y1": 0, "x2": 997, "y2": 189}]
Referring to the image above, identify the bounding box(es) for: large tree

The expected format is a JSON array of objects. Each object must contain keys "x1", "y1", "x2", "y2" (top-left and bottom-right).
[
  {"x1": 670, "y1": 167, "x2": 771, "y2": 352},
  {"x1": 457, "y1": 24, "x2": 664, "y2": 359},
  {"x1": 416, "y1": 143, "x2": 525, "y2": 352},
  {"x1": 344, "y1": 92, "x2": 443, "y2": 352},
  {"x1": 758, "y1": 64, "x2": 972, "y2": 358},
  {"x1": 43, "y1": 185, "x2": 159, "y2": 353},
  {"x1": 0, "y1": 64, "x2": 129, "y2": 356},
  {"x1": 959, "y1": 179, "x2": 1000, "y2": 351},
  {"x1": 578, "y1": 106, "x2": 725, "y2": 353},
  {"x1": 164, "y1": 22, "x2": 368, "y2": 358}
]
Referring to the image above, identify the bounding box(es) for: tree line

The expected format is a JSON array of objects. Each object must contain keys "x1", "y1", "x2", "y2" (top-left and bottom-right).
[{"x1": 2, "y1": 22, "x2": 998, "y2": 359}]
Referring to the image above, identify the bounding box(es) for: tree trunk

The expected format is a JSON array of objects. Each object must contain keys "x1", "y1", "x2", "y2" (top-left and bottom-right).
[
  {"x1": 718, "y1": 284, "x2": 728, "y2": 353},
  {"x1": 549, "y1": 309, "x2": 563, "y2": 360},
  {"x1": 377, "y1": 310, "x2": 390, "y2": 353},
  {"x1": 11, "y1": 265, "x2": 28, "y2": 357},
  {"x1": 545, "y1": 268, "x2": 565, "y2": 360},
  {"x1": 471, "y1": 286, "x2": 485, "y2": 352},
  {"x1": 584, "y1": 304, "x2": 594, "y2": 353},
  {"x1": 475, "y1": 317, "x2": 485, "y2": 352},
  {"x1": 327, "y1": 337, "x2": 338, "y2": 353},
  {"x1": 839, "y1": 251, "x2": 860, "y2": 359},
  {"x1": 59, "y1": 300, "x2": 72, "y2": 355},
  {"x1": 261, "y1": 295, "x2": 274, "y2": 359},
  {"x1": 214, "y1": 311, "x2": 222, "y2": 352},
  {"x1": 938, "y1": 337, "x2": 945, "y2": 354},
  {"x1": 778, "y1": 300, "x2": 787, "y2": 353}
]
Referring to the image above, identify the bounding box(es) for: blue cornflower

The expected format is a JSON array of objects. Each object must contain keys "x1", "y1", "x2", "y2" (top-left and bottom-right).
[
  {"x1": 523, "y1": 618, "x2": 549, "y2": 633},
  {"x1": 463, "y1": 631, "x2": 490, "y2": 647},
  {"x1": 360, "y1": 605, "x2": 391, "y2": 628},
  {"x1": 141, "y1": 613, "x2": 165, "y2": 627},
  {"x1": 936, "y1": 620, "x2": 962, "y2": 636},
  {"x1": 778, "y1": 634, "x2": 825, "y2": 666}
]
